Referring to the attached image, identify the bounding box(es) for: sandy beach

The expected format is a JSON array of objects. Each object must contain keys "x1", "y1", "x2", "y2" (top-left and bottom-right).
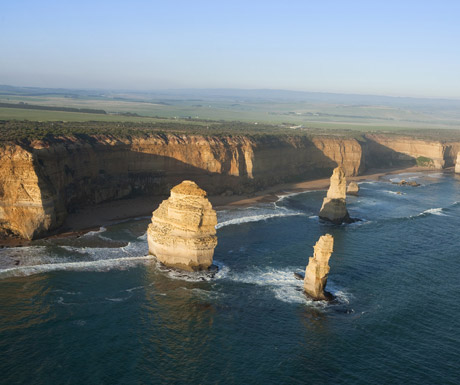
[{"x1": 0, "y1": 165, "x2": 440, "y2": 247}]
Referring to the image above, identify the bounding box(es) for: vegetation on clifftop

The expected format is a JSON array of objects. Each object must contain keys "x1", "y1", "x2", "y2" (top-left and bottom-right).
[
  {"x1": 0, "y1": 119, "x2": 369, "y2": 143},
  {"x1": 1, "y1": 119, "x2": 459, "y2": 145}
]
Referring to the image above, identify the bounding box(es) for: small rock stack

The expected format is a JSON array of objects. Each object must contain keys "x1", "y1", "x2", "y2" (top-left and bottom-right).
[
  {"x1": 319, "y1": 166, "x2": 351, "y2": 224},
  {"x1": 347, "y1": 181, "x2": 359, "y2": 196}
]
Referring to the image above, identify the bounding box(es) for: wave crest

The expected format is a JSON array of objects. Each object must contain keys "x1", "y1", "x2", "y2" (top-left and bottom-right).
[{"x1": 216, "y1": 211, "x2": 306, "y2": 229}]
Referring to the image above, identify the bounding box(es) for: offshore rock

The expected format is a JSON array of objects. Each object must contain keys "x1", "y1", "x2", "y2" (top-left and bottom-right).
[
  {"x1": 304, "y1": 234, "x2": 334, "y2": 301},
  {"x1": 347, "y1": 181, "x2": 359, "y2": 196},
  {"x1": 319, "y1": 166, "x2": 351, "y2": 224},
  {"x1": 393, "y1": 180, "x2": 420, "y2": 187},
  {"x1": 147, "y1": 180, "x2": 217, "y2": 271},
  {"x1": 455, "y1": 153, "x2": 460, "y2": 174}
]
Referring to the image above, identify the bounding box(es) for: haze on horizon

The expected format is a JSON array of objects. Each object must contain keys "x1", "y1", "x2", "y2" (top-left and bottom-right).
[{"x1": 1, "y1": 0, "x2": 459, "y2": 99}]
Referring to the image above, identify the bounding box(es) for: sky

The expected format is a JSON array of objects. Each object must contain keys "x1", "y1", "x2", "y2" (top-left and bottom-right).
[{"x1": 1, "y1": 0, "x2": 459, "y2": 98}]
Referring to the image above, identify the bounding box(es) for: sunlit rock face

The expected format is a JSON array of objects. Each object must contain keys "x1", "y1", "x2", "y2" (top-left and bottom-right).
[
  {"x1": 304, "y1": 234, "x2": 334, "y2": 301},
  {"x1": 347, "y1": 181, "x2": 359, "y2": 196},
  {"x1": 147, "y1": 180, "x2": 217, "y2": 271},
  {"x1": 319, "y1": 166, "x2": 351, "y2": 224},
  {"x1": 455, "y1": 153, "x2": 460, "y2": 174}
]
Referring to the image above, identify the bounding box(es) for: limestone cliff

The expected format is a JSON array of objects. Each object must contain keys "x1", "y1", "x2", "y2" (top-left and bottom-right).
[
  {"x1": 0, "y1": 145, "x2": 64, "y2": 239},
  {"x1": 0, "y1": 134, "x2": 364, "y2": 239},
  {"x1": 347, "y1": 182, "x2": 359, "y2": 196},
  {"x1": 312, "y1": 137, "x2": 364, "y2": 176},
  {"x1": 304, "y1": 234, "x2": 334, "y2": 301},
  {"x1": 147, "y1": 181, "x2": 217, "y2": 271},
  {"x1": 456, "y1": 153, "x2": 460, "y2": 174},
  {"x1": 365, "y1": 134, "x2": 452, "y2": 169},
  {"x1": 1, "y1": 131, "x2": 456, "y2": 240},
  {"x1": 319, "y1": 167, "x2": 351, "y2": 224}
]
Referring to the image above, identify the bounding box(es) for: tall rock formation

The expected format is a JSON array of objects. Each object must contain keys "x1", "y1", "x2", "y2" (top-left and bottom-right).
[
  {"x1": 319, "y1": 166, "x2": 351, "y2": 224},
  {"x1": 455, "y1": 153, "x2": 460, "y2": 174},
  {"x1": 147, "y1": 180, "x2": 217, "y2": 271},
  {"x1": 304, "y1": 234, "x2": 334, "y2": 301},
  {"x1": 347, "y1": 181, "x2": 359, "y2": 196}
]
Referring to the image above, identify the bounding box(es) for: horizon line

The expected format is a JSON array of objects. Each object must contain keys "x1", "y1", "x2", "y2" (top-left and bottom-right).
[{"x1": 1, "y1": 83, "x2": 460, "y2": 102}]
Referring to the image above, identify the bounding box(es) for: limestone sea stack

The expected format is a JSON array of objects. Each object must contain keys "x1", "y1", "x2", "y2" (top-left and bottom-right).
[
  {"x1": 455, "y1": 153, "x2": 460, "y2": 174},
  {"x1": 319, "y1": 166, "x2": 351, "y2": 224},
  {"x1": 147, "y1": 180, "x2": 217, "y2": 271},
  {"x1": 347, "y1": 181, "x2": 359, "y2": 196},
  {"x1": 304, "y1": 234, "x2": 334, "y2": 301}
]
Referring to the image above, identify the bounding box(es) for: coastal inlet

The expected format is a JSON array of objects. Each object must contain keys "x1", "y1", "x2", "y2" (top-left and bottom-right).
[{"x1": 0, "y1": 171, "x2": 459, "y2": 384}]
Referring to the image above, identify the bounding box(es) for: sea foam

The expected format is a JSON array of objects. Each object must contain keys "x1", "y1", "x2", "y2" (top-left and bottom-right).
[
  {"x1": 0, "y1": 255, "x2": 156, "y2": 279},
  {"x1": 412, "y1": 208, "x2": 448, "y2": 218},
  {"x1": 216, "y1": 211, "x2": 306, "y2": 229},
  {"x1": 222, "y1": 266, "x2": 348, "y2": 306},
  {"x1": 82, "y1": 226, "x2": 107, "y2": 237}
]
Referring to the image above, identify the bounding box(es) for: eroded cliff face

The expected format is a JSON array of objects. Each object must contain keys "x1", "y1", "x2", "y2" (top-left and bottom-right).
[
  {"x1": 0, "y1": 132, "x2": 455, "y2": 239},
  {"x1": 365, "y1": 134, "x2": 459, "y2": 169},
  {"x1": 312, "y1": 137, "x2": 364, "y2": 176},
  {"x1": 0, "y1": 145, "x2": 63, "y2": 239}
]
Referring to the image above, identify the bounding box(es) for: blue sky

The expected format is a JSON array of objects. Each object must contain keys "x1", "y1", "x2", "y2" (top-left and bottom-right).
[{"x1": 1, "y1": 0, "x2": 459, "y2": 98}]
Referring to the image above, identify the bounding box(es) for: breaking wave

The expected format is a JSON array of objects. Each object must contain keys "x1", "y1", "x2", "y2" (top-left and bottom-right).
[
  {"x1": 276, "y1": 190, "x2": 315, "y2": 202},
  {"x1": 384, "y1": 190, "x2": 405, "y2": 195},
  {"x1": 0, "y1": 256, "x2": 155, "y2": 279},
  {"x1": 222, "y1": 266, "x2": 349, "y2": 306},
  {"x1": 82, "y1": 226, "x2": 107, "y2": 237},
  {"x1": 216, "y1": 211, "x2": 306, "y2": 229},
  {"x1": 411, "y1": 208, "x2": 448, "y2": 218}
]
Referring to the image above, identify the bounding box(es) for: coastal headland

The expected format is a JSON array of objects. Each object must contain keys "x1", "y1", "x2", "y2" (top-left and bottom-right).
[{"x1": 1, "y1": 120, "x2": 460, "y2": 243}]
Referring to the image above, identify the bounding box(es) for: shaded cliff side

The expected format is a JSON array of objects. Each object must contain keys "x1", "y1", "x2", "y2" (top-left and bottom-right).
[
  {"x1": 364, "y1": 134, "x2": 460, "y2": 169},
  {"x1": 0, "y1": 132, "x2": 458, "y2": 239}
]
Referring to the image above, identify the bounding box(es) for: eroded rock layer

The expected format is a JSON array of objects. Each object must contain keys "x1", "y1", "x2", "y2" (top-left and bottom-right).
[
  {"x1": 456, "y1": 153, "x2": 460, "y2": 174},
  {"x1": 319, "y1": 167, "x2": 351, "y2": 224},
  {"x1": 304, "y1": 234, "x2": 334, "y2": 300},
  {"x1": 147, "y1": 181, "x2": 217, "y2": 271}
]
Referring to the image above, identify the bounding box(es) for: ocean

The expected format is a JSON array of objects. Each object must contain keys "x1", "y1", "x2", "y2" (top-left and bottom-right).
[{"x1": 1, "y1": 171, "x2": 459, "y2": 384}]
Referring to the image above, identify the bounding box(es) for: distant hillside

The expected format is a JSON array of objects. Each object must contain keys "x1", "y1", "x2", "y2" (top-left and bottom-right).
[{"x1": 0, "y1": 102, "x2": 107, "y2": 115}]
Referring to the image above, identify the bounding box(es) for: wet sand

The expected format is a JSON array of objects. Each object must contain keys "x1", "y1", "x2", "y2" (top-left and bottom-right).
[{"x1": 0, "y1": 165, "x2": 438, "y2": 247}]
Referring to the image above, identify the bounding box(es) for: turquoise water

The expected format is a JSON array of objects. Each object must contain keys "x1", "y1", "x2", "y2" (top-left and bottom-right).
[{"x1": 1, "y1": 171, "x2": 459, "y2": 384}]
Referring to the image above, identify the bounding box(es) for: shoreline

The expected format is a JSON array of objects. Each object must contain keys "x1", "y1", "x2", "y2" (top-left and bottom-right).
[
  {"x1": 0, "y1": 165, "x2": 442, "y2": 247},
  {"x1": 211, "y1": 165, "x2": 438, "y2": 208}
]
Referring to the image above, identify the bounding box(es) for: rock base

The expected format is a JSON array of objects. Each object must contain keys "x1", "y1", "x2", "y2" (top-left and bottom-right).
[{"x1": 319, "y1": 198, "x2": 352, "y2": 224}]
